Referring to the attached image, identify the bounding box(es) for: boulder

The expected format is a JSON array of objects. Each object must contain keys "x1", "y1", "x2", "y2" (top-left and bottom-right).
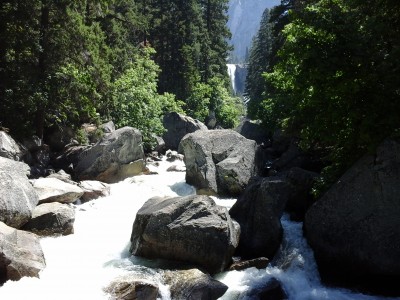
[
  {"x1": 22, "y1": 202, "x2": 75, "y2": 236},
  {"x1": 163, "y1": 268, "x2": 228, "y2": 300},
  {"x1": 304, "y1": 139, "x2": 400, "y2": 294},
  {"x1": 75, "y1": 127, "x2": 145, "y2": 183},
  {"x1": 235, "y1": 119, "x2": 269, "y2": 145},
  {"x1": 45, "y1": 126, "x2": 75, "y2": 152},
  {"x1": 179, "y1": 130, "x2": 256, "y2": 196},
  {"x1": 47, "y1": 169, "x2": 75, "y2": 184},
  {"x1": 32, "y1": 177, "x2": 84, "y2": 204},
  {"x1": 228, "y1": 257, "x2": 269, "y2": 271},
  {"x1": 130, "y1": 195, "x2": 240, "y2": 274},
  {"x1": 0, "y1": 131, "x2": 23, "y2": 161},
  {"x1": 0, "y1": 157, "x2": 39, "y2": 228},
  {"x1": 163, "y1": 112, "x2": 207, "y2": 151},
  {"x1": 79, "y1": 180, "x2": 110, "y2": 203},
  {"x1": 104, "y1": 274, "x2": 159, "y2": 300},
  {"x1": 229, "y1": 177, "x2": 291, "y2": 259},
  {"x1": 239, "y1": 277, "x2": 287, "y2": 300},
  {"x1": 0, "y1": 221, "x2": 46, "y2": 284},
  {"x1": 100, "y1": 121, "x2": 115, "y2": 134}
]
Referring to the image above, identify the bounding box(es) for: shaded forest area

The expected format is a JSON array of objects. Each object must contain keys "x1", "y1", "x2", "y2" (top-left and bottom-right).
[{"x1": 245, "y1": 0, "x2": 400, "y2": 190}]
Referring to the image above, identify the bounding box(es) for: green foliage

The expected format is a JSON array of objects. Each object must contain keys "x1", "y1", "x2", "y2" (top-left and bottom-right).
[
  {"x1": 250, "y1": 0, "x2": 400, "y2": 189},
  {"x1": 112, "y1": 47, "x2": 184, "y2": 150}
]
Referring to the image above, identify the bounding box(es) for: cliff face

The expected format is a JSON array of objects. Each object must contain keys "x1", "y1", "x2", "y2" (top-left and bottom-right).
[{"x1": 228, "y1": 0, "x2": 280, "y2": 62}]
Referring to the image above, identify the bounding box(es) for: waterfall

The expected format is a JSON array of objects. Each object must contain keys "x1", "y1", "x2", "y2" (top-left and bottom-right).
[
  {"x1": 227, "y1": 64, "x2": 237, "y2": 94},
  {"x1": 0, "y1": 159, "x2": 396, "y2": 300}
]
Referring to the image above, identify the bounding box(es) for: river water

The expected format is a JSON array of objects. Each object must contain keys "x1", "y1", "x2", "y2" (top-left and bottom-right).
[{"x1": 0, "y1": 159, "x2": 397, "y2": 299}]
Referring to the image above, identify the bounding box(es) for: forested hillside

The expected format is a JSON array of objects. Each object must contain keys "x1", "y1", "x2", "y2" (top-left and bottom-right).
[
  {"x1": 245, "y1": 0, "x2": 400, "y2": 190},
  {"x1": 0, "y1": 0, "x2": 242, "y2": 147}
]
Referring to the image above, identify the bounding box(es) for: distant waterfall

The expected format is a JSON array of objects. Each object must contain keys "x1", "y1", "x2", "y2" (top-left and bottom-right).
[{"x1": 227, "y1": 64, "x2": 237, "y2": 94}]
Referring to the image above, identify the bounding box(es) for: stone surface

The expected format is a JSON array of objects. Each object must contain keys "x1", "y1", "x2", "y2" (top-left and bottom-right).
[
  {"x1": 163, "y1": 268, "x2": 228, "y2": 300},
  {"x1": 162, "y1": 112, "x2": 207, "y2": 151},
  {"x1": 32, "y1": 177, "x2": 84, "y2": 204},
  {"x1": 0, "y1": 157, "x2": 39, "y2": 228},
  {"x1": 130, "y1": 195, "x2": 240, "y2": 274},
  {"x1": 0, "y1": 221, "x2": 46, "y2": 284},
  {"x1": 304, "y1": 139, "x2": 400, "y2": 294},
  {"x1": 238, "y1": 277, "x2": 287, "y2": 300},
  {"x1": 104, "y1": 274, "x2": 159, "y2": 300},
  {"x1": 100, "y1": 121, "x2": 115, "y2": 133},
  {"x1": 229, "y1": 177, "x2": 290, "y2": 259},
  {"x1": 79, "y1": 180, "x2": 110, "y2": 203},
  {"x1": 179, "y1": 129, "x2": 256, "y2": 196},
  {"x1": 47, "y1": 169, "x2": 75, "y2": 184},
  {"x1": 75, "y1": 127, "x2": 145, "y2": 183},
  {"x1": 235, "y1": 119, "x2": 269, "y2": 145},
  {"x1": 0, "y1": 131, "x2": 22, "y2": 161},
  {"x1": 228, "y1": 257, "x2": 269, "y2": 271},
  {"x1": 22, "y1": 202, "x2": 75, "y2": 236}
]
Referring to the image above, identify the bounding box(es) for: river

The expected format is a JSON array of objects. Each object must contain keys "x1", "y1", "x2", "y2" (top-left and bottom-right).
[{"x1": 0, "y1": 158, "x2": 397, "y2": 299}]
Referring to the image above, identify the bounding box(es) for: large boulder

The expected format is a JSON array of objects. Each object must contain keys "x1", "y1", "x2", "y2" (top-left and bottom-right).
[
  {"x1": 130, "y1": 195, "x2": 240, "y2": 274},
  {"x1": 22, "y1": 202, "x2": 75, "y2": 236},
  {"x1": 179, "y1": 130, "x2": 256, "y2": 196},
  {"x1": 163, "y1": 268, "x2": 228, "y2": 300},
  {"x1": 75, "y1": 127, "x2": 145, "y2": 183},
  {"x1": 304, "y1": 139, "x2": 400, "y2": 294},
  {"x1": 31, "y1": 177, "x2": 84, "y2": 204},
  {"x1": 0, "y1": 157, "x2": 39, "y2": 228},
  {"x1": 235, "y1": 119, "x2": 269, "y2": 145},
  {"x1": 0, "y1": 221, "x2": 46, "y2": 284},
  {"x1": 163, "y1": 112, "x2": 207, "y2": 151},
  {"x1": 0, "y1": 131, "x2": 23, "y2": 161},
  {"x1": 229, "y1": 177, "x2": 291, "y2": 259}
]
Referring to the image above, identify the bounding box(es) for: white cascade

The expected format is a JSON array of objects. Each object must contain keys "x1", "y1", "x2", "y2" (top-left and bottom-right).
[{"x1": 227, "y1": 63, "x2": 237, "y2": 94}]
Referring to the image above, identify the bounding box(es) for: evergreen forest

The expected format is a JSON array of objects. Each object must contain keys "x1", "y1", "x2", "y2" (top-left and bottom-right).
[{"x1": 245, "y1": 0, "x2": 400, "y2": 191}]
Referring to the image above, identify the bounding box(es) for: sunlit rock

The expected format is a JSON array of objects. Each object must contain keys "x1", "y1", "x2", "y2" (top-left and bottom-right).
[
  {"x1": 130, "y1": 195, "x2": 240, "y2": 274},
  {"x1": 0, "y1": 221, "x2": 46, "y2": 284},
  {"x1": 22, "y1": 202, "x2": 75, "y2": 236},
  {"x1": 179, "y1": 129, "x2": 256, "y2": 196},
  {"x1": 32, "y1": 177, "x2": 84, "y2": 204},
  {"x1": 0, "y1": 157, "x2": 38, "y2": 228}
]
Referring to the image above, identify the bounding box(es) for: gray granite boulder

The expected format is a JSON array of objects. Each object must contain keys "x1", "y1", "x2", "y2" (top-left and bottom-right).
[
  {"x1": 130, "y1": 195, "x2": 240, "y2": 274},
  {"x1": 22, "y1": 202, "x2": 75, "y2": 236},
  {"x1": 179, "y1": 129, "x2": 256, "y2": 196},
  {"x1": 0, "y1": 157, "x2": 39, "y2": 228},
  {"x1": 104, "y1": 274, "x2": 159, "y2": 300},
  {"x1": 79, "y1": 180, "x2": 111, "y2": 203},
  {"x1": 0, "y1": 221, "x2": 46, "y2": 284},
  {"x1": 163, "y1": 112, "x2": 207, "y2": 151},
  {"x1": 0, "y1": 131, "x2": 23, "y2": 161},
  {"x1": 32, "y1": 177, "x2": 84, "y2": 204},
  {"x1": 163, "y1": 268, "x2": 228, "y2": 300},
  {"x1": 304, "y1": 139, "x2": 400, "y2": 293},
  {"x1": 75, "y1": 127, "x2": 145, "y2": 183}
]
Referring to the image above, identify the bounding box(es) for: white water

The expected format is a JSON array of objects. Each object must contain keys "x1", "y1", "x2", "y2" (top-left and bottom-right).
[
  {"x1": 0, "y1": 159, "x2": 398, "y2": 299},
  {"x1": 227, "y1": 64, "x2": 237, "y2": 94}
]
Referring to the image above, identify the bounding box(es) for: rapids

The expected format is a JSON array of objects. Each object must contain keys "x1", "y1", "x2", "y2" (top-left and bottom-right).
[{"x1": 0, "y1": 158, "x2": 398, "y2": 299}]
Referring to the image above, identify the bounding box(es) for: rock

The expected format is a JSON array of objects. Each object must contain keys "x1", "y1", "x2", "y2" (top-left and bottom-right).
[
  {"x1": 166, "y1": 164, "x2": 186, "y2": 172},
  {"x1": 47, "y1": 169, "x2": 75, "y2": 184},
  {"x1": 22, "y1": 202, "x2": 75, "y2": 236},
  {"x1": 205, "y1": 111, "x2": 217, "y2": 129},
  {"x1": 285, "y1": 167, "x2": 320, "y2": 221},
  {"x1": 45, "y1": 126, "x2": 75, "y2": 152},
  {"x1": 51, "y1": 144, "x2": 89, "y2": 173},
  {"x1": 22, "y1": 135, "x2": 42, "y2": 152},
  {"x1": 179, "y1": 129, "x2": 256, "y2": 196},
  {"x1": 163, "y1": 112, "x2": 208, "y2": 151},
  {"x1": 235, "y1": 119, "x2": 269, "y2": 145},
  {"x1": 228, "y1": 257, "x2": 269, "y2": 271},
  {"x1": 130, "y1": 195, "x2": 240, "y2": 274},
  {"x1": 79, "y1": 180, "x2": 110, "y2": 203},
  {"x1": 0, "y1": 157, "x2": 39, "y2": 228},
  {"x1": 0, "y1": 131, "x2": 23, "y2": 161},
  {"x1": 163, "y1": 268, "x2": 228, "y2": 300},
  {"x1": 239, "y1": 277, "x2": 287, "y2": 300},
  {"x1": 304, "y1": 139, "x2": 400, "y2": 294},
  {"x1": 104, "y1": 274, "x2": 159, "y2": 300},
  {"x1": 75, "y1": 127, "x2": 145, "y2": 183},
  {"x1": 0, "y1": 221, "x2": 46, "y2": 284},
  {"x1": 152, "y1": 135, "x2": 165, "y2": 154},
  {"x1": 100, "y1": 121, "x2": 115, "y2": 133},
  {"x1": 165, "y1": 149, "x2": 184, "y2": 162},
  {"x1": 31, "y1": 177, "x2": 84, "y2": 204},
  {"x1": 81, "y1": 123, "x2": 103, "y2": 144},
  {"x1": 229, "y1": 177, "x2": 290, "y2": 259}
]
